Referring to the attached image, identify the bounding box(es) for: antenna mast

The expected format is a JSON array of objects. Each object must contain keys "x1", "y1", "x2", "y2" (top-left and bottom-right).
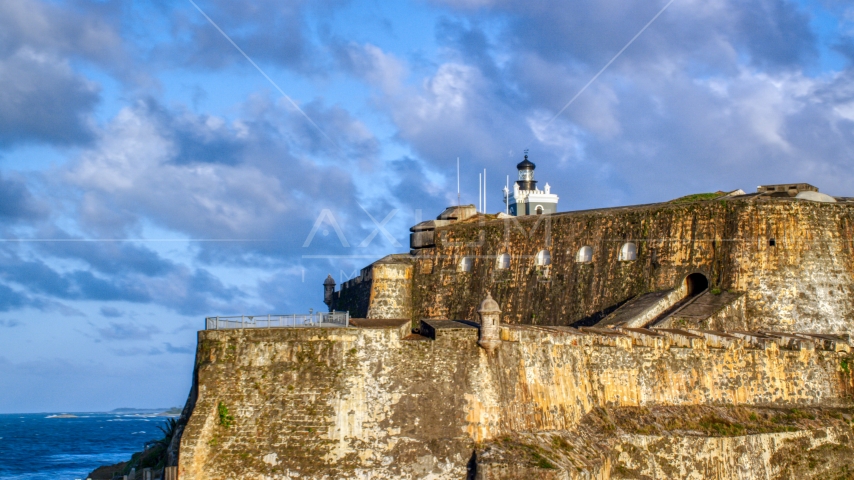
[
  {"x1": 457, "y1": 157, "x2": 460, "y2": 207},
  {"x1": 506, "y1": 175, "x2": 509, "y2": 215}
]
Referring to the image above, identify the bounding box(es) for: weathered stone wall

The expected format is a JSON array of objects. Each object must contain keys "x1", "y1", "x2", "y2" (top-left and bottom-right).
[
  {"x1": 614, "y1": 427, "x2": 854, "y2": 479},
  {"x1": 365, "y1": 262, "x2": 412, "y2": 319},
  {"x1": 330, "y1": 256, "x2": 413, "y2": 319},
  {"x1": 332, "y1": 276, "x2": 371, "y2": 318},
  {"x1": 178, "y1": 323, "x2": 854, "y2": 479},
  {"x1": 413, "y1": 199, "x2": 854, "y2": 333},
  {"x1": 477, "y1": 406, "x2": 854, "y2": 480}
]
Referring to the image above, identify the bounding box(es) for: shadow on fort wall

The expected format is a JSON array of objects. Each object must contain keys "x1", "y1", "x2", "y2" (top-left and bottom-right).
[{"x1": 568, "y1": 299, "x2": 631, "y2": 328}]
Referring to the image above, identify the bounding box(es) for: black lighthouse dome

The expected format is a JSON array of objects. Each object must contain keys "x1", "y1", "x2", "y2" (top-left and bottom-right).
[
  {"x1": 516, "y1": 156, "x2": 535, "y2": 171},
  {"x1": 516, "y1": 154, "x2": 537, "y2": 191}
]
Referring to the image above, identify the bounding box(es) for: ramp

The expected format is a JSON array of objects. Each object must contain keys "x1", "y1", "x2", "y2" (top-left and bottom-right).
[
  {"x1": 652, "y1": 290, "x2": 744, "y2": 329},
  {"x1": 594, "y1": 289, "x2": 683, "y2": 328}
]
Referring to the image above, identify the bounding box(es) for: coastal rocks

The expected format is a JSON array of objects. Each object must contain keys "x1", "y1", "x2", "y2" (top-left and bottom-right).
[{"x1": 86, "y1": 461, "x2": 128, "y2": 480}]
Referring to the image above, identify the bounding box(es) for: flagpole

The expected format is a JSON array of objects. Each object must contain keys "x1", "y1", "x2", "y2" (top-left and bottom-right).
[
  {"x1": 506, "y1": 175, "x2": 509, "y2": 215},
  {"x1": 483, "y1": 168, "x2": 486, "y2": 213}
]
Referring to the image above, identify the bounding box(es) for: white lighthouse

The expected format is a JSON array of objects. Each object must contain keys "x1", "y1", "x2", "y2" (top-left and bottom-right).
[{"x1": 503, "y1": 154, "x2": 559, "y2": 216}]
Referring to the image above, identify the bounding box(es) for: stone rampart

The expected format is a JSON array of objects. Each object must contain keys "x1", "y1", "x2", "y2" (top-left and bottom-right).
[
  {"x1": 177, "y1": 323, "x2": 854, "y2": 479},
  {"x1": 413, "y1": 198, "x2": 854, "y2": 333},
  {"x1": 365, "y1": 262, "x2": 412, "y2": 319},
  {"x1": 330, "y1": 255, "x2": 413, "y2": 319}
]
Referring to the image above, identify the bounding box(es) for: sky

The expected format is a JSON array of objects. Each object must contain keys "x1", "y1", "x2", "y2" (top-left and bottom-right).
[{"x1": 1, "y1": 0, "x2": 853, "y2": 413}]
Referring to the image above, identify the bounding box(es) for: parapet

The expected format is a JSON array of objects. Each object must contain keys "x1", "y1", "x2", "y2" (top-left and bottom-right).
[
  {"x1": 349, "y1": 318, "x2": 411, "y2": 338},
  {"x1": 757, "y1": 183, "x2": 819, "y2": 195},
  {"x1": 419, "y1": 319, "x2": 479, "y2": 340},
  {"x1": 497, "y1": 324, "x2": 854, "y2": 353}
]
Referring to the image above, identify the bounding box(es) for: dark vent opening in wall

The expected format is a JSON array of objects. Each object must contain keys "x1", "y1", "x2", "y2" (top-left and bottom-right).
[
  {"x1": 769, "y1": 238, "x2": 776, "y2": 247},
  {"x1": 686, "y1": 273, "x2": 709, "y2": 297},
  {"x1": 466, "y1": 450, "x2": 477, "y2": 480}
]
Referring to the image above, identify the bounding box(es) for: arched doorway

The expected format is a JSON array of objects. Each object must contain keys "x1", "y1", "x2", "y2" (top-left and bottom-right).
[{"x1": 685, "y1": 273, "x2": 709, "y2": 297}]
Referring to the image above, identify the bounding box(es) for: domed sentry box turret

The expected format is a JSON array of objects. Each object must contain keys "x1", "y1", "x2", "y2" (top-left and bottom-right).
[
  {"x1": 323, "y1": 274, "x2": 336, "y2": 311},
  {"x1": 477, "y1": 292, "x2": 502, "y2": 352}
]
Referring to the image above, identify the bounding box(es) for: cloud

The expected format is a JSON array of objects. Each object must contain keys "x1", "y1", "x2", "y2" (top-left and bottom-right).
[
  {"x1": 0, "y1": 50, "x2": 99, "y2": 146},
  {"x1": 334, "y1": 41, "x2": 407, "y2": 93},
  {"x1": 0, "y1": 254, "x2": 72, "y2": 298},
  {"x1": 0, "y1": 0, "x2": 133, "y2": 147},
  {"x1": 96, "y1": 322, "x2": 161, "y2": 341},
  {"x1": 57, "y1": 97, "x2": 384, "y2": 266},
  {"x1": 35, "y1": 234, "x2": 176, "y2": 278},
  {"x1": 734, "y1": 0, "x2": 817, "y2": 70},
  {"x1": 110, "y1": 346, "x2": 164, "y2": 357},
  {"x1": 157, "y1": 0, "x2": 344, "y2": 74},
  {"x1": 100, "y1": 307, "x2": 124, "y2": 318},
  {"x1": 164, "y1": 343, "x2": 195, "y2": 354},
  {"x1": 835, "y1": 37, "x2": 854, "y2": 64},
  {"x1": 153, "y1": 268, "x2": 245, "y2": 315},
  {"x1": 0, "y1": 0, "x2": 124, "y2": 65},
  {"x1": 0, "y1": 319, "x2": 21, "y2": 328},
  {"x1": 333, "y1": 1, "x2": 854, "y2": 211},
  {"x1": 0, "y1": 243, "x2": 262, "y2": 315},
  {"x1": 429, "y1": 0, "x2": 816, "y2": 71},
  {"x1": 0, "y1": 173, "x2": 47, "y2": 220}
]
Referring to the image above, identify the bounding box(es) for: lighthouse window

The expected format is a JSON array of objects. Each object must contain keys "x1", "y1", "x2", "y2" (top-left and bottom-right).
[{"x1": 535, "y1": 205, "x2": 544, "y2": 215}]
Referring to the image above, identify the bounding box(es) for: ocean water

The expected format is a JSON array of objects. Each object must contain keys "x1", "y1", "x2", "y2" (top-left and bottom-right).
[{"x1": 0, "y1": 412, "x2": 175, "y2": 480}]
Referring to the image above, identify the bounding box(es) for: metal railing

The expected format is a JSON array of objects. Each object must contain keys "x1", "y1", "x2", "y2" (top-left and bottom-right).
[{"x1": 205, "y1": 311, "x2": 350, "y2": 330}]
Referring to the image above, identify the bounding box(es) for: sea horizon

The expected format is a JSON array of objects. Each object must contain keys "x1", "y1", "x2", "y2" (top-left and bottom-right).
[{"x1": 0, "y1": 410, "x2": 179, "y2": 480}]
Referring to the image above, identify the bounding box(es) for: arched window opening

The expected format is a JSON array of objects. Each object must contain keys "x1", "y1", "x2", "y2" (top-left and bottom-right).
[
  {"x1": 685, "y1": 273, "x2": 709, "y2": 297},
  {"x1": 576, "y1": 246, "x2": 593, "y2": 263},
  {"x1": 535, "y1": 249, "x2": 551, "y2": 266},
  {"x1": 459, "y1": 256, "x2": 473, "y2": 273},
  {"x1": 535, "y1": 205, "x2": 544, "y2": 215},
  {"x1": 496, "y1": 253, "x2": 511, "y2": 270},
  {"x1": 619, "y1": 242, "x2": 637, "y2": 261}
]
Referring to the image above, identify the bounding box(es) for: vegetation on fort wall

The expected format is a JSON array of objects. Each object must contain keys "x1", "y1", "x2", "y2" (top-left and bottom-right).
[
  {"x1": 217, "y1": 402, "x2": 233, "y2": 428},
  {"x1": 669, "y1": 192, "x2": 725, "y2": 204}
]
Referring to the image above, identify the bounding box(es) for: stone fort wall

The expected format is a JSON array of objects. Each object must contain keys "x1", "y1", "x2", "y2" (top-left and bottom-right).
[
  {"x1": 177, "y1": 322, "x2": 854, "y2": 479},
  {"x1": 411, "y1": 198, "x2": 854, "y2": 333},
  {"x1": 331, "y1": 257, "x2": 412, "y2": 319}
]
